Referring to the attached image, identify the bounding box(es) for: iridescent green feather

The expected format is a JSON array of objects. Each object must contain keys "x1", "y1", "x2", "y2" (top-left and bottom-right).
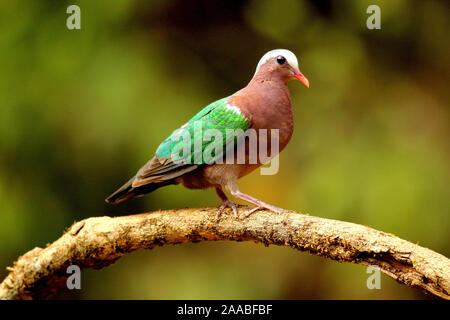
[{"x1": 156, "y1": 97, "x2": 250, "y2": 164}]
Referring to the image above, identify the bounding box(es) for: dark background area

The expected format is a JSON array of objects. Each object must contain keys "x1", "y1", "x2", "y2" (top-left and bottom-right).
[{"x1": 0, "y1": 0, "x2": 448, "y2": 299}]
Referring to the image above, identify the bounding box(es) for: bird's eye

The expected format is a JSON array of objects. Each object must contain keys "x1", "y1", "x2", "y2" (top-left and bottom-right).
[{"x1": 276, "y1": 56, "x2": 286, "y2": 65}]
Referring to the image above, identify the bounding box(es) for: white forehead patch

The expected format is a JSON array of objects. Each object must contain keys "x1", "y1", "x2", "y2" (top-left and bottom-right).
[{"x1": 254, "y1": 49, "x2": 299, "y2": 77}]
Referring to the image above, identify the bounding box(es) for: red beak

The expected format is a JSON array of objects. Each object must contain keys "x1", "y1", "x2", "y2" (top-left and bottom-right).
[{"x1": 294, "y1": 71, "x2": 309, "y2": 88}]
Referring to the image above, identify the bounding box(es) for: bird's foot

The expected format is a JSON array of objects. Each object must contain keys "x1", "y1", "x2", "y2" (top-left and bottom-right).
[
  {"x1": 228, "y1": 189, "x2": 289, "y2": 219},
  {"x1": 215, "y1": 199, "x2": 239, "y2": 219},
  {"x1": 240, "y1": 203, "x2": 289, "y2": 219}
]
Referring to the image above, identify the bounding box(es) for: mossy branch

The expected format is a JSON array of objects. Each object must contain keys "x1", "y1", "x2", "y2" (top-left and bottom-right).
[{"x1": 1, "y1": 207, "x2": 449, "y2": 299}]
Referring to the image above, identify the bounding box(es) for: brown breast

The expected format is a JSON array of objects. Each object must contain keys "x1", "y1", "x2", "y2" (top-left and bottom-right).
[{"x1": 230, "y1": 77, "x2": 294, "y2": 154}]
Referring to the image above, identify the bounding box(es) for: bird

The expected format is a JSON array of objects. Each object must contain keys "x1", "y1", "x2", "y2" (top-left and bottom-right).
[{"x1": 106, "y1": 49, "x2": 309, "y2": 218}]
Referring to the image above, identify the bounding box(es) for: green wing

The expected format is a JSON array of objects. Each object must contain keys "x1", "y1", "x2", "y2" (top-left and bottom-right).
[
  {"x1": 156, "y1": 96, "x2": 250, "y2": 164},
  {"x1": 132, "y1": 97, "x2": 250, "y2": 187}
]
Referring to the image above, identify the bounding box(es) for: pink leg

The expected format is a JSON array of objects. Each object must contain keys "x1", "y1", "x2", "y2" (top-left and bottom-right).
[
  {"x1": 215, "y1": 188, "x2": 238, "y2": 218},
  {"x1": 230, "y1": 190, "x2": 288, "y2": 218}
]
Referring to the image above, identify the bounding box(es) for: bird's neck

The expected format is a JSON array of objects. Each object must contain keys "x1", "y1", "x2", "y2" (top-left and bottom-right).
[
  {"x1": 246, "y1": 75, "x2": 291, "y2": 105},
  {"x1": 249, "y1": 72, "x2": 290, "y2": 86},
  {"x1": 234, "y1": 75, "x2": 293, "y2": 128}
]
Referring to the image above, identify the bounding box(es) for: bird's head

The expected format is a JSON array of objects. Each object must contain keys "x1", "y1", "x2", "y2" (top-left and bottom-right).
[{"x1": 253, "y1": 49, "x2": 309, "y2": 87}]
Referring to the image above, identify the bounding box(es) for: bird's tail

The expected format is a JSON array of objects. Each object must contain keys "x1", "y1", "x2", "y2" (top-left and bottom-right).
[{"x1": 105, "y1": 177, "x2": 173, "y2": 204}]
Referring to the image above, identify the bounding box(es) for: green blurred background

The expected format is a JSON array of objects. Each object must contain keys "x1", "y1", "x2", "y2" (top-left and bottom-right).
[{"x1": 0, "y1": 0, "x2": 448, "y2": 299}]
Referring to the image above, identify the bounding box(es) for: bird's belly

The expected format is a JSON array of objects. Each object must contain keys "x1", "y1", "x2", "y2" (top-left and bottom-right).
[
  {"x1": 176, "y1": 168, "x2": 217, "y2": 190},
  {"x1": 179, "y1": 163, "x2": 261, "y2": 190}
]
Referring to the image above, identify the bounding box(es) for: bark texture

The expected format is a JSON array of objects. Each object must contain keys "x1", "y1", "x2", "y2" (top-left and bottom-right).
[{"x1": 1, "y1": 207, "x2": 449, "y2": 299}]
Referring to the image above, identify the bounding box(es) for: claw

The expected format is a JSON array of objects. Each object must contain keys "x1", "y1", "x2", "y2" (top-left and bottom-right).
[
  {"x1": 240, "y1": 206, "x2": 262, "y2": 219},
  {"x1": 215, "y1": 200, "x2": 239, "y2": 219},
  {"x1": 230, "y1": 189, "x2": 289, "y2": 219},
  {"x1": 215, "y1": 187, "x2": 289, "y2": 219},
  {"x1": 240, "y1": 204, "x2": 288, "y2": 219}
]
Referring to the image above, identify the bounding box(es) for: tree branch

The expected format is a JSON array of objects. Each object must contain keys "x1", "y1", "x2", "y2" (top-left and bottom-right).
[{"x1": 1, "y1": 207, "x2": 449, "y2": 300}]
